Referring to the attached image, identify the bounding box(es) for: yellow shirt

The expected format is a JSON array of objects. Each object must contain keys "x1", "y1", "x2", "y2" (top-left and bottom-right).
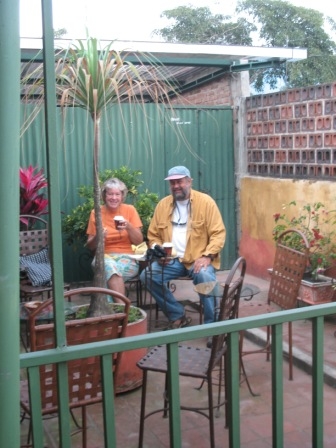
[{"x1": 147, "y1": 189, "x2": 226, "y2": 269}]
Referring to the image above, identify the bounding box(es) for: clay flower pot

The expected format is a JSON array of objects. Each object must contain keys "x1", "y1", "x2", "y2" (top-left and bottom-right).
[
  {"x1": 74, "y1": 303, "x2": 148, "y2": 394},
  {"x1": 298, "y1": 274, "x2": 336, "y2": 305},
  {"x1": 116, "y1": 307, "x2": 147, "y2": 394}
]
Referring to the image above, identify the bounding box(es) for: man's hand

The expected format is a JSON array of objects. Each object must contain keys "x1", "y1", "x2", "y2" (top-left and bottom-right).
[{"x1": 194, "y1": 256, "x2": 212, "y2": 274}]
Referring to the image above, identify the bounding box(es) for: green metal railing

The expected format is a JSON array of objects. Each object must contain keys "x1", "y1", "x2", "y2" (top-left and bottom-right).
[{"x1": 20, "y1": 301, "x2": 336, "y2": 448}]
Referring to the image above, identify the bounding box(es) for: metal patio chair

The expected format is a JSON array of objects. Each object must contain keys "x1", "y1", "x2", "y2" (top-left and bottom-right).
[
  {"x1": 242, "y1": 229, "x2": 309, "y2": 381},
  {"x1": 20, "y1": 287, "x2": 130, "y2": 447},
  {"x1": 136, "y1": 257, "x2": 246, "y2": 448}
]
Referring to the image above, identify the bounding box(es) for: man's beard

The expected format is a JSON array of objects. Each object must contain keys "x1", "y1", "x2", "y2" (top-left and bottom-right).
[{"x1": 172, "y1": 188, "x2": 188, "y2": 200}]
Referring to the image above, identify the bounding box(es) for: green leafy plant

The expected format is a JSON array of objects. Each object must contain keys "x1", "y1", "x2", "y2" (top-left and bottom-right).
[
  {"x1": 20, "y1": 166, "x2": 49, "y2": 227},
  {"x1": 62, "y1": 166, "x2": 159, "y2": 249},
  {"x1": 273, "y1": 201, "x2": 336, "y2": 280},
  {"x1": 74, "y1": 303, "x2": 144, "y2": 323}
]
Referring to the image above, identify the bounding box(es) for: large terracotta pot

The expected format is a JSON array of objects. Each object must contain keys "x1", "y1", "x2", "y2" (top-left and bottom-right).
[
  {"x1": 73, "y1": 303, "x2": 148, "y2": 394},
  {"x1": 115, "y1": 307, "x2": 147, "y2": 394}
]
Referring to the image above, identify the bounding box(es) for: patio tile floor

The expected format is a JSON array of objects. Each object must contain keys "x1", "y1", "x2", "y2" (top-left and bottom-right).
[{"x1": 20, "y1": 271, "x2": 336, "y2": 447}]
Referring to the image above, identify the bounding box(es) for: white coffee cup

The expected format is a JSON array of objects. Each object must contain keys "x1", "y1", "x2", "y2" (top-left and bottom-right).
[
  {"x1": 162, "y1": 242, "x2": 173, "y2": 257},
  {"x1": 114, "y1": 215, "x2": 125, "y2": 229}
]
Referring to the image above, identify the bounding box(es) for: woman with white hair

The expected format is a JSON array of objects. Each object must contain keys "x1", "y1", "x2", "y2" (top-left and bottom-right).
[{"x1": 86, "y1": 178, "x2": 143, "y2": 297}]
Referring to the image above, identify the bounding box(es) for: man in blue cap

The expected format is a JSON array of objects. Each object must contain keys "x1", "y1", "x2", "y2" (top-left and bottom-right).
[{"x1": 140, "y1": 165, "x2": 226, "y2": 344}]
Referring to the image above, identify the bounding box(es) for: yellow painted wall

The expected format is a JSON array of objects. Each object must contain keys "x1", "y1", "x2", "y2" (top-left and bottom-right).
[{"x1": 239, "y1": 177, "x2": 336, "y2": 278}]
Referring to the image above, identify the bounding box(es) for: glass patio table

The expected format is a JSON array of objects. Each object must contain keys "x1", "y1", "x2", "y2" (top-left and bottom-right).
[{"x1": 194, "y1": 281, "x2": 260, "y2": 302}]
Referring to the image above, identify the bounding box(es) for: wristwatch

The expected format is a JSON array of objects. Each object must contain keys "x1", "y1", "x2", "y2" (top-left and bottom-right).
[{"x1": 204, "y1": 254, "x2": 214, "y2": 261}]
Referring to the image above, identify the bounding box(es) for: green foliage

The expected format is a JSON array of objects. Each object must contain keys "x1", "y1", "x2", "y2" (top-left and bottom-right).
[
  {"x1": 154, "y1": 6, "x2": 253, "y2": 45},
  {"x1": 62, "y1": 166, "x2": 159, "y2": 248},
  {"x1": 54, "y1": 28, "x2": 67, "y2": 39},
  {"x1": 133, "y1": 191, "x2": 160, "y2": 238},
  {"x1": 273, "y1": 201, "x2": 336, "y2": 279},
  {"x1": 236, "y1": 0, "x2": 336, "y2": 91},
  {"x1": 74, "y1": 303, "x2": 144, "y2": 323},
  {"x1": 154, "y1": 1, "x2": 336, "y2": 92}
]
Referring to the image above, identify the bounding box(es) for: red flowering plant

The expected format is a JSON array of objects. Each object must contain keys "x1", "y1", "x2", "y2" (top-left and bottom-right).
[
  {"x1": 273, "y1": 201, "x2": 336, "y2": 281},
  {"x1": 20, "y1": 166, "x2": 49, "y2": 229}
]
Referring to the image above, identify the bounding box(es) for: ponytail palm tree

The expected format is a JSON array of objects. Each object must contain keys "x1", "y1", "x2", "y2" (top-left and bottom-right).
[{"x1": 56, "y1": 37, "x2": 173, "y2": 316}]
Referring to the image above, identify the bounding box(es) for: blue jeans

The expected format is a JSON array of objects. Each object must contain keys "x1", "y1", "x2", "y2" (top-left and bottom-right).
[{"x1": 140, "y1": 259, "x2": 217, "y2": 324}]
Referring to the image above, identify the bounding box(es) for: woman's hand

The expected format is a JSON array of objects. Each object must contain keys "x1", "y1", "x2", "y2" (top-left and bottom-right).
[{"x1": 123, "y1": 221, "x2": 143, "y2": 245}]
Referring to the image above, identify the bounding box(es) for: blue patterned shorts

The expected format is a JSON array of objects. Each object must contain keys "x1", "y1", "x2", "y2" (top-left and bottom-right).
[{"x1": 103, "y1": 253, "x2": 139, "y2": 282}]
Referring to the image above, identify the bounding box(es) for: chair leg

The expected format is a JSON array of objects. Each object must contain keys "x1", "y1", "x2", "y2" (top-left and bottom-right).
[
  {"x1": 199, "y1": 302, "x2": 203, "y2": 324},
  {"x1": 137, "y1": 280, "x2": 143, "y2": 308},
  {"x1": 27, "y1": 418, "x2": 32, "y2": 445},
  {"x1": 163, "y1": 374, "x2": 169, "y2": 418},
  {"x1": 215, "y1": 356, "x2": 223, "y2": 418},
  {"x1": 138, "y1": 370, "x2": 148, "y2": 448},
  {"x1": 82, "y1": 406, "x2": 87, "y2": 448},
  {"x1": 224, "y1": 353, "x2": 229, "y2": 429},
  {"x1": 207, "y1": 376, "x2": 215, "y2": 448},
  {"x1": 239, "y1": 331, "x2": 259, "y2": 397}
]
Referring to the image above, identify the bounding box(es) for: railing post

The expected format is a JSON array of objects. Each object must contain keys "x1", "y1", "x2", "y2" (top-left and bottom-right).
[
  {"x1": 272, "y1": 323, "x2": 284, "y2": 448},
  {"x1": 0, "y1": 1, "x2": 21, "y2": 447},
  {"x1": 312, "y1": 316, "x2": 324, "y2": 447},
  {"x1": 227, "y1": 331, "x2": 241, "y2": 448}
]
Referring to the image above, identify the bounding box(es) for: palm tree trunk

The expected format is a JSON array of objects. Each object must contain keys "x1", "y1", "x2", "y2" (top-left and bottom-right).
[{"x1": 87, "y1": 113, "x2": 110, "y2": 316}]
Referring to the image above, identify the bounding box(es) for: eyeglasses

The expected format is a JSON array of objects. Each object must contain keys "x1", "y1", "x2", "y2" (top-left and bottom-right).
[
  {"x1": 171, "y1": 200, "x2": 191, "y2": 226},
  {"x1": 171, "y1": 220, "x2": 187, "y2": 226}
]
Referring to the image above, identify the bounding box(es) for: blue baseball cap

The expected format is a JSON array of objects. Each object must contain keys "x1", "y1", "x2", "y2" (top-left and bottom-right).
[{"x1": 164, "y1": 166, "x2": 191, "y2": 180}]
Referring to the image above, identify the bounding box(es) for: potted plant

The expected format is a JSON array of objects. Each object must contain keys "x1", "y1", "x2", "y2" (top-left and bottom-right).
[{"x1": 272, "y1": 201, "x2": 336, "y2": 303}]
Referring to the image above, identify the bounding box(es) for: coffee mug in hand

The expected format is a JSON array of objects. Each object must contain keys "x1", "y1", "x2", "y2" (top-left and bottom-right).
[
  {"x1": 114, "y1": 215, "x2": 125, "y2": 229},
  {"x1": 162, "y1": 242, "x2": 173, "y2": 257}
]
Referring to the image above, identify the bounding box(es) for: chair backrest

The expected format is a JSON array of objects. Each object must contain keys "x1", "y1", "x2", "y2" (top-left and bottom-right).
[
  {"x1": 209, "y1": 257, "x2": 246, "y2": 371},
  {"x1": 26, "y1": 287, "x2": 131, "y2": 413},
  {"x1": 268, "y1": 229, "x2": 309, "y2": 310},
  {"x1": 19, "y1": 214, "x2": 48, "y2": 256}
]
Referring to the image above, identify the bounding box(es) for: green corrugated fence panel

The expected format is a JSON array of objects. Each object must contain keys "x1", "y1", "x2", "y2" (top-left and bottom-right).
[{"x1": 163, "y1": 106, "x2": 235, "y2": 270}]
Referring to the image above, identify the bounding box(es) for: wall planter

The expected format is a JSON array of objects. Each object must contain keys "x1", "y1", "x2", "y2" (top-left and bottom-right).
[{"x1": 298, "y1": 274, "x2": 336, "y2": 305}]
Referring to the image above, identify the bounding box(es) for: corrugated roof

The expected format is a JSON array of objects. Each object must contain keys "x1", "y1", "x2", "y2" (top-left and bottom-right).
[{"x1": 20, "y1": 38, "x2": 307, "y2": 99}]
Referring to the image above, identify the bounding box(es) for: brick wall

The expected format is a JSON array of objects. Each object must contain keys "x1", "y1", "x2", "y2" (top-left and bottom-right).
[
  {"x1": 170, "y1": 76, "x2": 232, "y2": 106},
  {"x1": 246, "y1": 83, "x2": 336, "y2": 179}
]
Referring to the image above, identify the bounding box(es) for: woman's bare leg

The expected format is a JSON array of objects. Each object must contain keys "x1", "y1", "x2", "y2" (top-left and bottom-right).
[{"x1": 107, "y1": 274, "x2": 126, "y2": 303}]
